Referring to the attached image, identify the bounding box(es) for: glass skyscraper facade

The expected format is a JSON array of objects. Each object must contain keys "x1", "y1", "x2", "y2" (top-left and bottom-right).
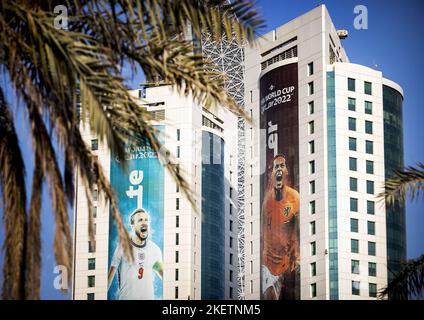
[
  {"x1": 383, "y1": 85, "x2": 407, "y2": 296},
  {"x1": 201, "y1": 131, "x2": 225, "y2": 299}
]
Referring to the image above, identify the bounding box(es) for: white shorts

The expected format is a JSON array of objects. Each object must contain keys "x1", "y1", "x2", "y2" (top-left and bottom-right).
[{"x1": 261, "y1": 265, "x2": 281, "y2": 297}]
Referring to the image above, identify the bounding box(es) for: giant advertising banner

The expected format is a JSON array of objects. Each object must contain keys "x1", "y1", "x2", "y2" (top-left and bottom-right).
[
  {"x1": 260, "y1": 63, "x2": 300, "y2": 300},
  {"x1": 107, "y1": 127, "x2": 164, "y2": 300}
]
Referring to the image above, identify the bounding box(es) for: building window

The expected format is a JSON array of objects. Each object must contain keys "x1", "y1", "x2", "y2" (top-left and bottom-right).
[
  {"x1": 88, "y1": 241, "x2": 96, "y2": 253},
  {"x1": 308, "y1": 82, "x2": 314, "y2": 95},
  {"x1": 367, "y1": 180, "x2": 375, "y2": 195},
  {"x1": 311, "y1": 283, "x2": 317, "y2": 298},
  {"x1": 348, "y1": 97, "x2": 356, "y2": 111},
  {"x1": 366, "y1": 160, "x2": 374, "y2": 174},
  {"x1": 175, "y1": 287, "x2": 179, "y2": 299},
  {"x1": 230, "y1": 253, "x2": 233, "y2": 265},
  {"x1": 348, "y1": 117, "x2": 356, "y2": 131},
  {"x1": 229, "y1": 236, "x2": 233, "y2": 249},
  {"x1": 229, "y1": 287, "x2": 233, "y2": 299},
  {"x1": 349, "y1": 157, "x2": 357, "y2": 171},
  {"x1": 310, "y1": 201, "x2": 316, "y2": 215},
  {"x1": 367, "y1": 201, "x2": 375, "y2": 215},
  {"x1": 309, "y1": 140, "x2": 315, "y2": 154},
  {"x1": 350, "y1": 218, "x2": 359, "y2": 233},
  {"x1": 88, "y1": 276, "x2": 95, "y2": 288},
  {"x1": 348, "y1": 78, "x2": 356, "y2": 91},
  {"x1": 369, "y1": 283, "x2": 377, "y2": 298},
  {"x1": 229, "y1": 270, "x2": 233, "y2": 282},
  {"x1": 349, "y1": 137, "x2": 357, "y2": 151},
  {"x1": 366, "y1": 140, "x2": 374, "y2": 154},
  {"x1": 176, "y1": 215, "x2": 179, "y2": 228},
  {"x1": 352, "y1": 281, "x2": 360, "y2": 296},
  {"x1": 310, "y1": 242, "x2": 316, "y2": 256},
  {"x1": 175, "y1": 268, "x2": 179, "y2": 281},
  {"x1": 309, "y1": 180, "x2": 316, "y2": 194},
  {"x1": 350, "y1": 198, "x2": 358, "y2": 212},
  {"x1": 91, "y1": 206, "x2": 97, "y2": 219},
  {"x1": 308, "y1": 101, "x2": 315, "y2": 115},
  {"x1": 367, "y1": 221, "x2": 376, "y2": 235},
  {"x1": 91, "y1": 139, "x2": 98, "y2": 151},
  {"x1": 365, "y1": 101, "x2": 373, "y2": 115},
  {"x1": 364, "y1": 81, "x2": 372, "y2": 95},
  {"x1": 175, "y1": 233, "x2": 179, "y2": 245},
  {"x1": 365, "y1": 121, "x2": 373, "y2": 134},
  {"x1": 350, "y1": 177, "x2": 358, "y2": 192},
  {"x1": 87, "y1": 293, "x2": 95, "y2": 300},
  {"x1": 368, "y1": 262, "x2": 377, "y2": 277},
  {"x1": 177, "y1": 146, "x2": 180, "y2": 158},
  {"x1": 310, "y1": 262, "x2": 317, "y2": 277},
  {"x1": 175, "y1": 251, "x2": 179, "y2": 263},
  {"x1": 177, "y1": 129, "x2": 180, "y2": 141},
  {"x1": 176, "y1": 198, "x2": 180, "y2": 210},
  {"x1": 351, "y1": 239, "x2": 359, "y2": 253},
  {"x1": 307, "y1": 62, "x2": 314, "y2": 76},
  {"x1": 229, "y1": 220, "x2": 233, "y2": 232},
  {"x1": 88, "y1": 258, "x2": 95, "y2": 270},
  {"x1": 309, "y1": 160, "x2": 315, "y2": 174},
  {"x1": 351, "y1": 259, "x2": 360, "y2": 274},
  {"x1": 310, "y1": 221, "x2": 316, "y2": 235},
  {"x1": 250, "y1": 280, "x2": 253, "y2": 294},
  {"x1": 92, "y1": 189, "x2": 98, "y2": 202},
  {"x1": 308, "y1": 121, "x2": 315, "y2": 134},
  {"x1": 368, "y1": 241, "x2": 376, "y2": 256}
]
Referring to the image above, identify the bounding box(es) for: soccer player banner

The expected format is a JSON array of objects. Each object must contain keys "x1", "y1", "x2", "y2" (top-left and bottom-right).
[
  {"x1": 259, "y1": 62, "x2": 300, "y2": 300},
  {"x1": 108, "y1": 126, "x2": 164, "y2": 300}
]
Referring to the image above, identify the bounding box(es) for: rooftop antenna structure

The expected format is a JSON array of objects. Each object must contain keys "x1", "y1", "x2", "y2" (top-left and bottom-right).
[{"x1": 337, "y1": 29, "x2": 349, "y2": 40}]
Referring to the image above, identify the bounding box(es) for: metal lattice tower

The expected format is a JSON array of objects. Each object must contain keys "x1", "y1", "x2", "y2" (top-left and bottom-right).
[{"x1": 200, "y1": 32, "x2": 246, "y2": 300}]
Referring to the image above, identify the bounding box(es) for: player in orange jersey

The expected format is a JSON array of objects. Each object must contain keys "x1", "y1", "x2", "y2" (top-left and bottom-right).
[{"x1": 262, "y1": 154, "x2": 300, "y2": 300}]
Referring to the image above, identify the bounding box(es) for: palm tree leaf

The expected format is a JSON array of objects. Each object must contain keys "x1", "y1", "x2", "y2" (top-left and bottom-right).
[
  {"x1": 379, "y1": 255, "x2": 424, "y2": 300},
  {"x1": 0, "y1": 88, "x2": 27, "y2": 300},
  {"x1": 25, "y1": 147, "x2": 44, "y2": 300},
  {"x1": 380, "y1": 163, "x2": 424, "y2": 205}
]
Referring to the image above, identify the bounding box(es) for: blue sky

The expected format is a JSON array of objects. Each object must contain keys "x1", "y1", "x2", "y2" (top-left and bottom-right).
[{"x1": 0, "y1": 0, "x2": 423, "y2": 299}]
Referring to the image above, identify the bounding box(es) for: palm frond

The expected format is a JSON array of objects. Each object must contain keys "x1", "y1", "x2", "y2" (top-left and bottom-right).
[
  {"x1": 0, "y1": 88, "x2": 27, "y2": 300},
  {"x1": 0, "y1": 0, "x2": 264, "y2": 299},
  {"x1": 380, "y1": 163, "x2": 424, "y2": 205},
  {"x1": 25, "y1": 148, "x2": 44, "y2": 300},
  {"x1": 379, "y1": 255, "x2": 424, "y2": 300}
]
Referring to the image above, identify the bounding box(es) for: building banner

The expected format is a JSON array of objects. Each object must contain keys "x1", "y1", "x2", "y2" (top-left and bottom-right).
[
  {"x1": 260, "y1": 63, "x2": 300, "y2": 300},
  {"x1": 108, "y1": 127, "x2": 164, "y2": 300}
]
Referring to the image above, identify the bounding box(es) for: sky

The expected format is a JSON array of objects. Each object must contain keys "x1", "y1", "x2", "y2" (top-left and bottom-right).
[{"x1": 0, "y1": 0, "x2": 423, "y2": 300}]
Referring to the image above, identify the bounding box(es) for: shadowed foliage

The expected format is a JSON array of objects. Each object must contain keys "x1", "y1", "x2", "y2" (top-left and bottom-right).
[
  {"x1": 380, "y1": 163, "x2": 424, "y2": 299},
  {"x1": 0, "y1": 0, "x2": 264, "y2": 299}
]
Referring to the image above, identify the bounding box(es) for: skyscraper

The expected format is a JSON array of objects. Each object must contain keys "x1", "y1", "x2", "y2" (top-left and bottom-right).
[
  {"x1": 72, "y1": 4, "x2": 406, "y2": 300},
  {"x1": 243, "y1": 4, "x2": 405, "y2": 300}
]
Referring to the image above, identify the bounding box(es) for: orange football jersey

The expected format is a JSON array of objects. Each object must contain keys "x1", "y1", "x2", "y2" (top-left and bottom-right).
[{"x1": 262, "y1": 186, "x2": 300, "y2": 276}]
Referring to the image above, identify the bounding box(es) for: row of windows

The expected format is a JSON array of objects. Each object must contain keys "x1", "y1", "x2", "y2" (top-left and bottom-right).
[
  {"x1": 351, "y1": 260, "x2": 377, "y2": 277},
  {"x1": 349, "y1": 198, "x2": 375, "y2": 214},
  {"x1": 351, "y1": 239, "x2": 377, "y2": 256},
  {"x1": 348, "y1": 78, "x2": 373, "y2": 95},
  {"x1": 350, "y1": 219, "x2": 376, "y2": 235},
  {"x1": 348, "y1": 117, "x2": 373, "y2": 134},
  {"x1": 349, "y1": 178, "x2": 375, "y2": 194},
  {"x1": 348, "y1": 137, "x2": 374, "y2": 154},
  {"x1": 352, "y1": 281, "x2": 378, "y2": 297},
  {"x1": 306, "y1": 67, "x2": 319, "y2": 296},
  {"x1": 348, "y1": 98, "x2": 373, "y2": 114},
  {"x1": 349, "y1": 157, "x2": 374, "y2": 174}
]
